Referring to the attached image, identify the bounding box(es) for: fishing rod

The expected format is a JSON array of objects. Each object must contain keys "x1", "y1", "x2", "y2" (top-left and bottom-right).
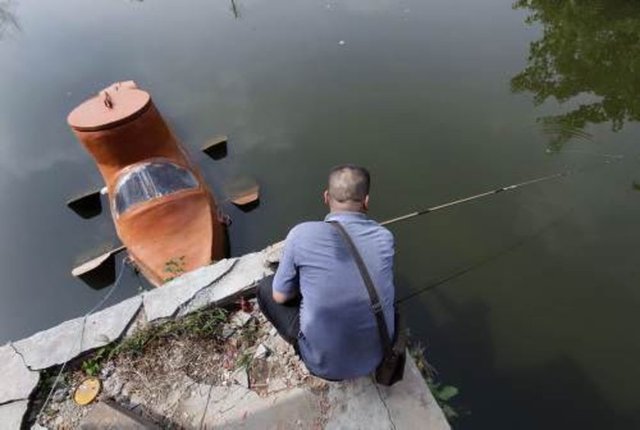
[
  {"x1": 380, "y1": 157, "x2": 620, "y2": 227},
  {"x1": 388, "y1": 154, "x2": 623, "y2": 304}
]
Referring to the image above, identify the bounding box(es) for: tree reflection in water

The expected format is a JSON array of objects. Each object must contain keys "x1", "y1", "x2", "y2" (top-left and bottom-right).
[
  {"x1": 0, "y1": 0, "x2": 19, "y2": 40},
  {"x1": 511, "y1": 0, "x2": 640, "y2": 149}
]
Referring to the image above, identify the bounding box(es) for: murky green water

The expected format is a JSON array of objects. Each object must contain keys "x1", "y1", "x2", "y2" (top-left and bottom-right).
[{"x1": 1, "y1": 0, "x2": 639, "y2": 427}]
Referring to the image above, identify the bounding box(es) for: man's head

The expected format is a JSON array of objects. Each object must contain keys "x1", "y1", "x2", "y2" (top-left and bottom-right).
[{"x1": 324, "y1": 164, "x2": 371, "y2": 213}]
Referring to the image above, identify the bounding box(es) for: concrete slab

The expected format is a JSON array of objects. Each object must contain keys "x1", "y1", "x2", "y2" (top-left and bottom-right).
[
  {"x1": 171, "y1": 379, "x2": 324, "y2": 429},
  {"x1": 143, "y1": 258, "x2": 237, "y2": 321},
  {"x1": 179, "y1": 252, "x2": 273, "y2": 315},
  {"x1": 324, "y1": 355, "x2": 450, "y2": 430},
  {"x1": 213, "y1": 387, "x2": 324, "y2": 429},
  {"x1": 13, "y1": 296, "x2": 142, "y2": 369},
  {"x1": 264, "y1": 241, "x2": 284, "y2": 265},
  {"x1": 0, "y1": 399, "x2": 29, "y2": 429},
  {"x1": 168, "y1": 379, "x2": 206, "y2": 426},
  {"x1": 79, "y1": 401, "x2": 160, "y2": 429},
  {"x1": 379, "y1": 355, "x2": 451, "y2": 430},
  {"x1": 325, "y1": 377, "x2": 393, "y2": 430},
  {"x1": 0, "y1": 344, "x2": 39, "y2": 404}
]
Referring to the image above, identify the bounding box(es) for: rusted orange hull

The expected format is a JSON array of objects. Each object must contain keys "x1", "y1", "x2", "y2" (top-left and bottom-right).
[{"x1": 68, "y1": 82, "x2": 225, "y2": 287}]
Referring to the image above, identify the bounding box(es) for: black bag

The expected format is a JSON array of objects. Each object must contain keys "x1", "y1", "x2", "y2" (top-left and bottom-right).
[{"x1": 329, "y1": 221, "x2": 407, "y2": 386}]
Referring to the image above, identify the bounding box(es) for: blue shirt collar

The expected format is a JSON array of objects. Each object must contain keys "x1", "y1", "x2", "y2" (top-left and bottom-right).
[{"x1": 324, "y1": 211, "x2": 369, "y2": 222}]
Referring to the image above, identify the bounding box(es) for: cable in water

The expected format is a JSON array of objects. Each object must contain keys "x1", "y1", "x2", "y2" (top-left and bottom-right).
[{"x1": 34, "y1": 258, "x2": 131, "y2": 421}]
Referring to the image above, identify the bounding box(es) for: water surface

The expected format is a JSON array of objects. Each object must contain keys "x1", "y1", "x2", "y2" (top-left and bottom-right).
[{"x1": 1, "y1": 0, "x2": 639, "y2": 427}]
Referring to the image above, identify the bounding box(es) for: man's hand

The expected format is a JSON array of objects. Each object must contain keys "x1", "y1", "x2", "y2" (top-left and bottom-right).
[{"x1": 273, "y1": 290, "x2": 292, "y2": 304}]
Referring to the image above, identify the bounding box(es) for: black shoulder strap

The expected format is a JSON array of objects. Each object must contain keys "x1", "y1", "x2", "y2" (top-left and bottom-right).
[{"x1": 327, "y1": 221, "x2": 392, "y2": 353}]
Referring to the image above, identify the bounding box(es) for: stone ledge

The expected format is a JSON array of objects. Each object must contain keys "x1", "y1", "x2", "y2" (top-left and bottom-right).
[
  {"x1": 9, "y1": 249, "x2": 270, "y2": 373},
  {"x1": 380, "y1": 355, "x2": 450, "y2": 429},
  {"x1": 0, "y1": 345, "x2": 40, "y2": 405},
  {"x1": 179, "y1": 251, "x2": 274, "y2": 316},
  {"x1": 6, "y1": 243, "x2": 450, "y2": 430},
  {"x1": 79, "y1": 400, "x2": 161, "y2": 429},
  {"x1": 0, "y1": 400, "x2": 29, "y2": 429},
  {"x1": 12, "y1": 296, "x2": 142, "y2": 370},
  {"x1": 324, "y1": 356, "x2": 450, "y2": 429},
  {"x1": 143, "y1": 258, "x2": 237, "y2": 322}
]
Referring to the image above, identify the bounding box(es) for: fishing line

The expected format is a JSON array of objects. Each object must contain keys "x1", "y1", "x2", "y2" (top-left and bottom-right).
[
  {"x1": 387, "y1": 154, "x2": 623, "y2": 304},
  {"x1": 395, "y1": 207, "x2": 574, "y2": 305},
  {"x1": 380, "y1": 156, "x2": 621, "y2": 227},
  {"x1": 545, "y1": 149, "x2": 624, "y2": 160},
  {"x1": 34, "y1": 258, "x2": 131, "y2": 422}
]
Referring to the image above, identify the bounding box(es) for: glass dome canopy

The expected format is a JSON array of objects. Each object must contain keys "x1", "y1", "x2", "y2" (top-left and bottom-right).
[{"x1": 114, "y1": 161, "x2": 199, "y2": 216}]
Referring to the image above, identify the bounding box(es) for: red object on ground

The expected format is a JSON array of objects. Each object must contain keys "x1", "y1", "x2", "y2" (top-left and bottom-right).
[{"x1": 239, "y1": 296, "x2": 253, "y2": 313}]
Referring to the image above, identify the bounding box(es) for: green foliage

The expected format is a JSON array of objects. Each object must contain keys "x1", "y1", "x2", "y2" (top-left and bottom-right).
[
  {"x1": 632, "y1": 181, "x2": 640, "y2": 191},
  {"x1": 29, "y1": 368, "x2": 71, "y2": 422},
  {"x1": 81, "y1": 345, "x2": 114, "y2": 376},
  {"x1": 409, "y1": 343, "x2": 461, "y2": 421},
  {"x1": 428, "y1": 382, "x2": 460, "y2": 419},
  {"x1": 81, "y1": 358, "x2": 101, "y2": 376},
  {"x1": 39, "y1": 368, "x2": 69, "y2": 394},
  {"x1": 435, "y1": 384, "x2": 459, "y2": 402},
  {"x1": 235, "y1": 351, "x2": 253, "y2": 370},
  {"x1": 512, "y1": 0, "x2": 640, "y2": 148},
  {"x1": 163, "y1": 256, "x2": 187, "y2": 283},
  {"x1": 112, "y1": 307, "x2": 228, "y2": 358},
  {"x1": 238, "y1": 318, "x2": 259, "y2": 347}
]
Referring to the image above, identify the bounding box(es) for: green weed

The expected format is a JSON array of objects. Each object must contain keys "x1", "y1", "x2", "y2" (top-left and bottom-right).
[
  {"x1": 235, "y1": 351, "x2": 253, "y2": 370},
  {"x1": 81, "y1": 345, "x2": 115, "y2": 376},
  {"x1": 111, "y1": 307, "x2": 228, "y2": 358},
  {"x1": 163, "y1": 256, "x2": 186, "y2": 283},
  {"x1": 409, "y1": 342, "x2": 461, "y2": 420}
]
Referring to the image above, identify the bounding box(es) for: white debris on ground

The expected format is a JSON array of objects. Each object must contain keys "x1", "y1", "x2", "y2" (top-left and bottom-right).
[{"x1": 36, "y1": 299, "x2": 325, "y2": 429}]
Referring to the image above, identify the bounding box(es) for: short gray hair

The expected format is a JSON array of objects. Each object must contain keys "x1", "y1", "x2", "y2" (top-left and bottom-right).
[{"x1": 328, "y1": 164, "x2": 370, "y2": 202}]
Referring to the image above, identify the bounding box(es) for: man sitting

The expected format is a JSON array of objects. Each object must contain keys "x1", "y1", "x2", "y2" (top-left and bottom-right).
[{"x1": 257, "y1": 164, "x2": 396, "y2": 381}]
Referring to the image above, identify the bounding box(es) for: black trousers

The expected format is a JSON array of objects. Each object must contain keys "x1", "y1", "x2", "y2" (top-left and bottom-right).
[
  {"x1": 256, "y1": 276, "x2": 301, "y2": 348},
  {"x1": 257, "y1": 276, "x2": 345, "y2": 382}
]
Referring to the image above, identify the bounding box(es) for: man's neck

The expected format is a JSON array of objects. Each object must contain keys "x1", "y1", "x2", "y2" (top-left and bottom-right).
[
  {"x1": 329, "y1": 205, "x2": 367, "y2": 214},
  {"x1": 328, "y1": 206, "x2": 368, "y2": 220},
  {"x1": 330, "y1": 209, "x2": 366, "y2": 214},
  {"x1": 329, "y1": 202, "x2": 366, "y2": 213}
]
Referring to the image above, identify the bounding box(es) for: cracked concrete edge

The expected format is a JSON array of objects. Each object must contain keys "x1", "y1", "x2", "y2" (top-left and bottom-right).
[
  {"x1": 0, "y1": 346, "x2": 40, "y2": 430},
  {"x1": 4, "y1": 246, "x2": 272, "y2": 375},
  {"x1": 12, "y1": 296, "x2": 143, "y2": 370},
  {"x1": 197, "y1": 383, "x2": 215, "y2": 429},
  {"x1": 194, "y1": 384, "x2": 323, "y2": 428},
  {"x1": 142, "y1": 258, "x2": 238, "y2": 322},
  {"x1": 0, "y1": 245, "x2": 273, "y2": 430},
  {"x1": 323, "y1": 355, "x2": 451, "y2": 430},
  {"x1": 2, "y1": 240, "x2": 451, "y2": 430},
  {"x1": 378, "y1": 355, "x2": 451, "y2": 430},
  {"x1": 173, "y1": 258, "x2": 243, "y2": 316},
  {"x1": 374, "y1": 382, "x2": 398, "y2": 430},
  {"x1": 0, "y1": 399, "x2": 29, "y2": 429},
  {"x1": 0, "y1": 343, "x2": 40, "y2": 405},
  {"x1": 177, "y1": 250, "x2": 274, "y2": 316},
  {"x1": 324, "y1": 375, "x2": 393, "y2": 430}
]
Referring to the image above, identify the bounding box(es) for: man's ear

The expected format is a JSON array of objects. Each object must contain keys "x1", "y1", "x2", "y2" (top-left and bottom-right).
[
  {"x1": 323, "y1": 190, "x2": 330, "y2": 206},
  {"x1": 363, "y1": 195, "x2": 370, "y2": 211}
]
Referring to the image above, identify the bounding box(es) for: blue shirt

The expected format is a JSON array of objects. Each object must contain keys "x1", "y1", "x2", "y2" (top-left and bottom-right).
[{"x1": 273, "y1": 211, "x2": 396, "y2": 380}]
